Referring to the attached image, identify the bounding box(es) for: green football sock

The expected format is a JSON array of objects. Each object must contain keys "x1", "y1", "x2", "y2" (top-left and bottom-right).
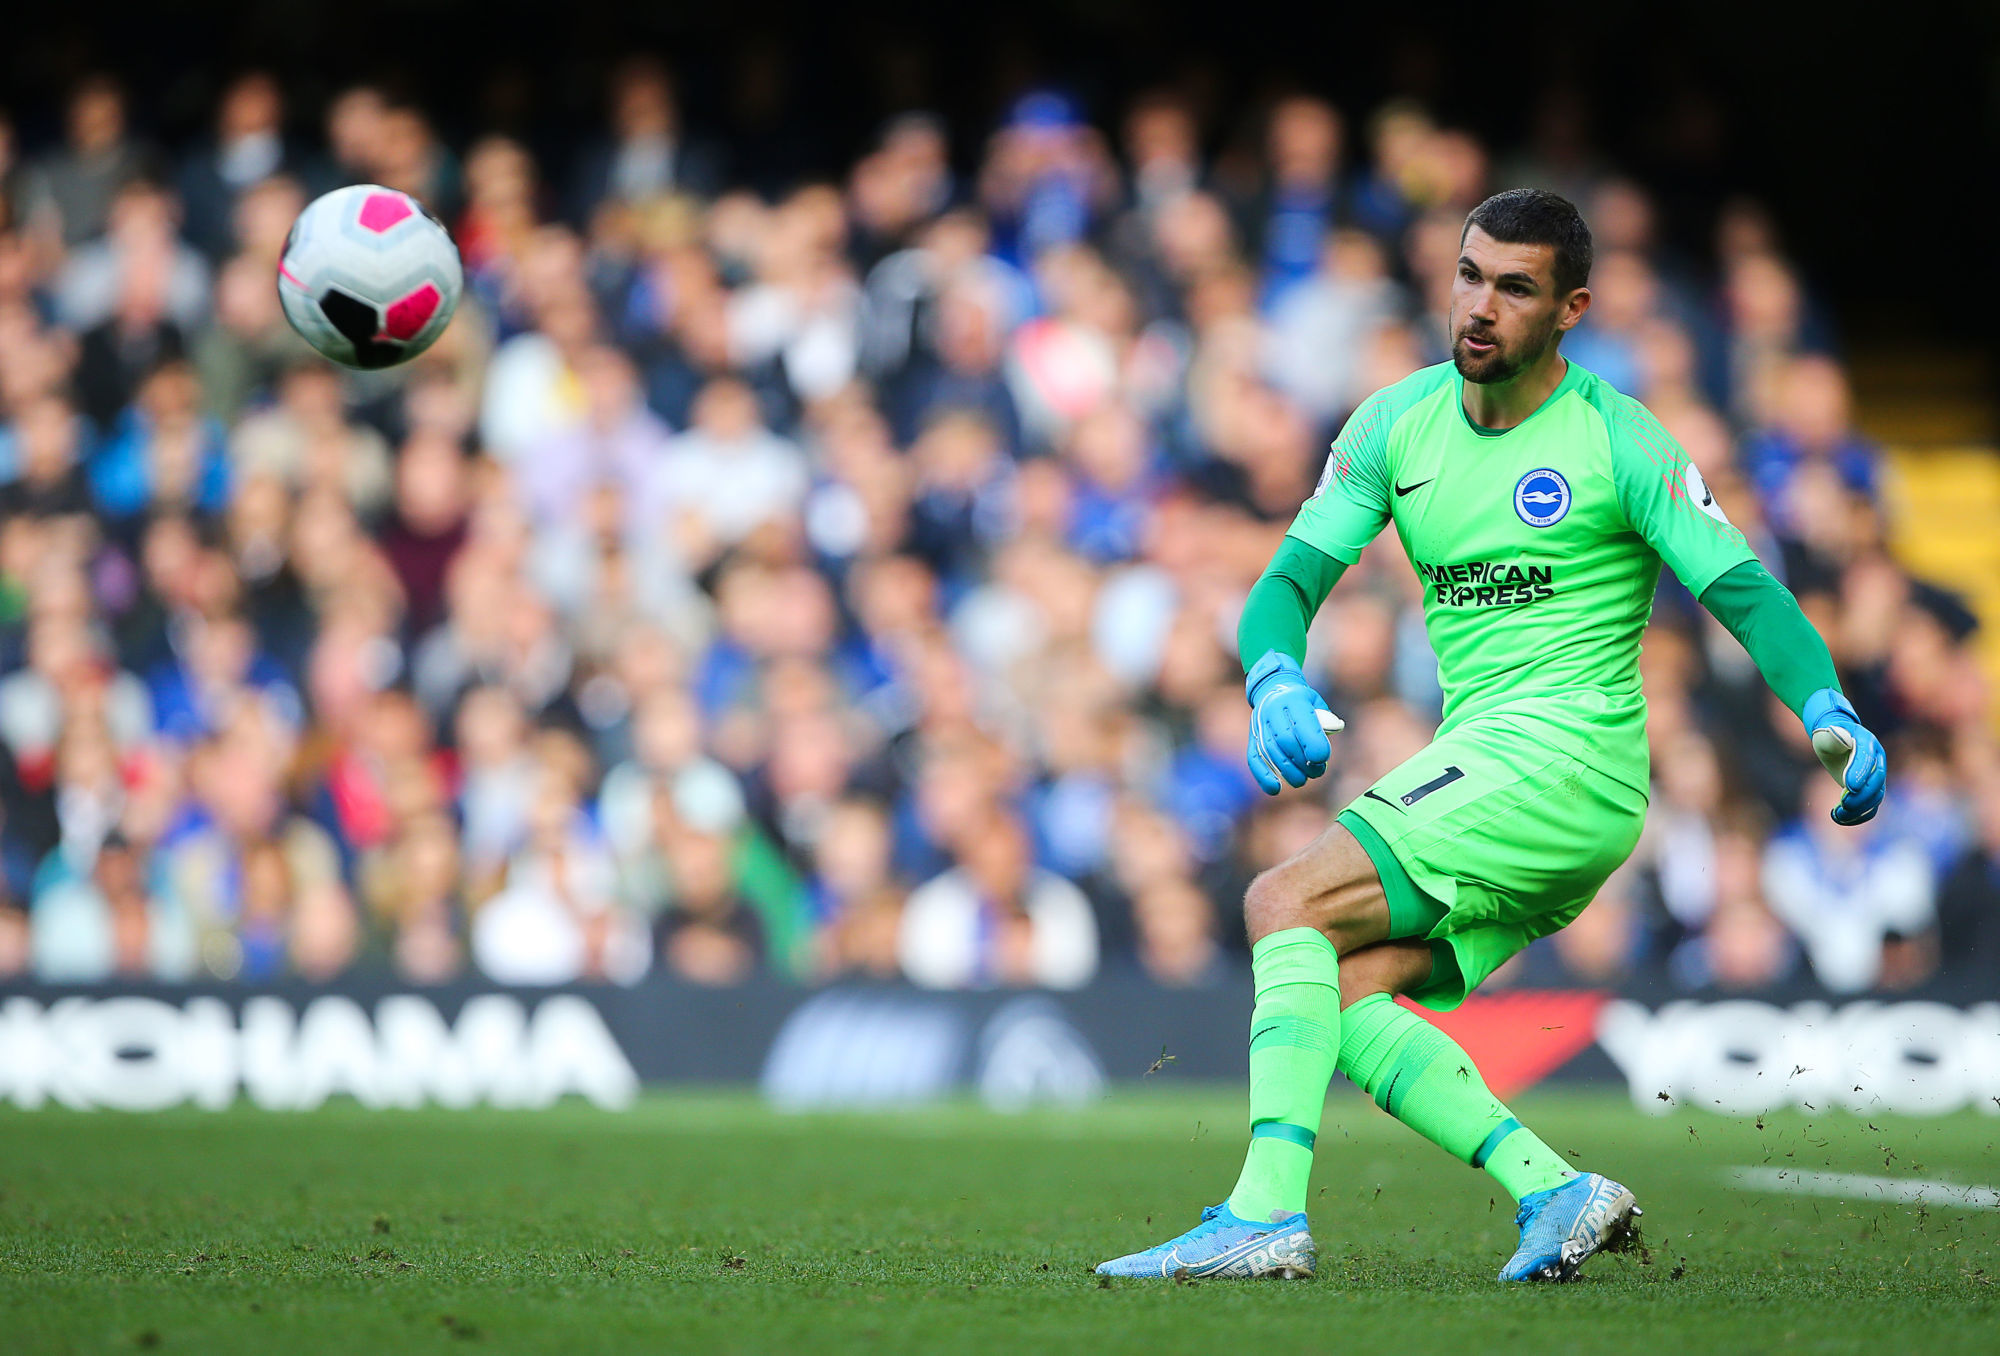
[
  {"x1": 1225, "y1": 928, "x2": 1341, "y2": 1222},
  {"x1": 1335, "y1": 992, "x2": 1572, "y2": 1201}
]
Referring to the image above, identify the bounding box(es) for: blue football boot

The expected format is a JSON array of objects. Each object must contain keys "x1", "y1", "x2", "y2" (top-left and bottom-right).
[
  {"x1": 1095, "y1": 1202, "x2": 1315, "y2": 1279},
  {"x1": 1499, "y1": 1172, "x2": 1641, "y2": 1282}
]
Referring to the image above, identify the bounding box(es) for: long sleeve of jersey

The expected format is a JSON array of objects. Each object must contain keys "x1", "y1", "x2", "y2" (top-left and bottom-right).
[
  {"x1": 1696, "y1": 558, "x2": 1842, "y2": 718},
  {"x1": 1237, "y1": 536, "x2": 1347, "y2": 674},
  {"x1": 1598, "y1": 389, "x2": 1836, "y2": 712}
]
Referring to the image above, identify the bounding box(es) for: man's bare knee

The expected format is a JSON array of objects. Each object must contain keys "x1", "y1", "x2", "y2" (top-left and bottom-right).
[
  {"x1": 1241, "y1": 867, "x2": 1297, "y2": 943},
  {"x1": 1242, "y1": 825, "x2": 1393, "y2": 952}
]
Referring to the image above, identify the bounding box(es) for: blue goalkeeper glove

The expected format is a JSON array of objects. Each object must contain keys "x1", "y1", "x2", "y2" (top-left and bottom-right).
[
  {"x1": 1244, "y1": 650, "x2": 1343, "y2": 795},
  {"x1": 1802, "y1": 688, "x2": 1887, "y2": 826}
]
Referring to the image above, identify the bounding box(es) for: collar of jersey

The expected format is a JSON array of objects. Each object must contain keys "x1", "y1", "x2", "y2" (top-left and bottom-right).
[{"x1": 1454, "y1": 357, "x2": 1587, "y2": 438}]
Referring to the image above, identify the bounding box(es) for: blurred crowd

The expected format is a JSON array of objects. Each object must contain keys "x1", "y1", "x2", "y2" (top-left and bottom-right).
[{"x1": 0, "y1": 63, "x2": 1994, "y2": 995}]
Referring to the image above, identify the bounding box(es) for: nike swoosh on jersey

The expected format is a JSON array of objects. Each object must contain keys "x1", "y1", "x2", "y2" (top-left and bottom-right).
[{"x1": 1394, "y1": 478, "x2": 1434, "y2": 497}]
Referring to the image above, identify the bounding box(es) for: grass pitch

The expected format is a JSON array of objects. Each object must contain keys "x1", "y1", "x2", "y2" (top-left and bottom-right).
[{"x1": 3, "y1": 1087, "x2": 1997, "y2": 1354}]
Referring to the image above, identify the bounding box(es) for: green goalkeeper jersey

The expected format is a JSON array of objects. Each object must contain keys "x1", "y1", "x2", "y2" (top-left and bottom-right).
[{"x1": 1286, "y1": 359, "x2": 1756, "y2": 794}]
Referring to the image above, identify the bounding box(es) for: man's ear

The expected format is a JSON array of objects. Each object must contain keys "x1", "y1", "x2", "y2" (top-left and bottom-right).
[{"x1": 1558, "y1": 286, "x2": 1592, "y2": 334}]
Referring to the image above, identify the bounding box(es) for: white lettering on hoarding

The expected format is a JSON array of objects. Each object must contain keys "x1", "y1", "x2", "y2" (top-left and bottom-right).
[
  {"x1": 0, "y1": 995, "x2": 637, "y2": 1112},
  {"x1": 1597, "y1": 1000, "x2": 2000, "y2": 1117}
]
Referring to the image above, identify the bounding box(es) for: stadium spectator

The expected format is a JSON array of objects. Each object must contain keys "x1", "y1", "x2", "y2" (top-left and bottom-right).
[
  {"x1": 979, "y1": 92, "x2": 1118, "y2": 269},
  {"x1": 89, "y1": 360, "x2": 230, "y2": 524},
  {"x1": 515, "y1": 344, "x2": 670, "y2": 538},
  {"x1": 146, "y1": 610, "x2": 299, "y2": 744},
  {"x1": 650, "y1": 376, "x2": 809, "y2": 559},
  {"x1": 196, "y1": 244, "x2": 313, "y2": 422},
  {"x1": 882, "y1": 274, "x2": 1024, "y2": 451},
  {"x1": 359, "y1": 808, "x2": 467, "y2": 983},
  {"x1": 230, "y1": 360, "x2": 393, "y2": 514},
  {"x1": 471, "y1": 728, "x2": 649, "y2": 984},
  {"x1": 371, "y1": 104, "x2": 461, "y2": 221},
  {"x1": 899, "y1": 805, "x2": 1099, "y2": 989},
  {"x1": 1762, "y1": 776, "x2": 1937, "y2": 992},
  {"x1": 1246, "y1": 96, "x2": 1346, "y2": 310},
  {"x1": 56, "y1": 180, "x2": 210, "y2": 337},
  {"x1": 177, "y1": 72, "x2": 299, "y2": 262},
  {"x1": 478, "y1": 235, "x2": 600, "y2": 460},
  {"x1": 308, "y1": 86, "x2": 387, "y2": 194},
  {"x1": 728, "y1": 186, "x2": 863, "y2": 404},
  {"x1": 1739, "y1": 354, "x2": 1880, "y2": 550},
  {"x1": 805, "y1": 794, "x2": 906, "y2": 978},
  {"x1": 456, "y1": 135, "x2": 542, "y2": 292},
  {"x1": 1670, "y1": 826, "x2": 1799, "y2": 991},
  {"x1": 0, "y1": 392, "x2": 93, "y2": 519},
  {"x1": 24, "y1": 75, "x2": 154, "y2": 247},
  {"x1": 0, "y1": 609, "x2": 153, "y2": 778},
  {"x1": 652, "y1": 788, "x2": 772, "y2": 985},
  {"x1": 847, "y1": 113, "x2": 954, "y2": 268},
  {"x1": 1629, "y1": 731, "x2": 1729, "y2": 951},
  {"x1": 567, "y1": 57, "x2": 724, "y2": 222},
  {"x1": 29, "y1": 830, "x2": 197, "y2": 981},
  {"x1": 158, "y1": 700, "x2": 351, "y2": 979},
  {"x1": 905, "y1": 409, "x2": 1012, "y2": 582},
  {"x1": 1265, "y1": 228, "x2": 1406, "y2": 432},
  {"x1": 1115, "y1": 91, "x2": 1202, "y2": 241},
  {"x1": 1936, "y1": 763, "x2": 2000, "y2": 978},
  {"x1": 378, "y1": 429, "x2": 472, "y2": 636},
  {"x1": 70, "y1": 240, "x2": 192, "y2": 431}
]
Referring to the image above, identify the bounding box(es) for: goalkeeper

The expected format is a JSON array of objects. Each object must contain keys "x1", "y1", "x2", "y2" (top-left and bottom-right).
[{"x1": 1097, "y1": 189, "x2": 1887, "y2": 1283}]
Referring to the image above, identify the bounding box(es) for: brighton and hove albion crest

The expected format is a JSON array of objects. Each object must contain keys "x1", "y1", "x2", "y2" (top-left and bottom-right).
[{"x1": 1513, "y1": 468, "x2": 1571, "y2": 528}]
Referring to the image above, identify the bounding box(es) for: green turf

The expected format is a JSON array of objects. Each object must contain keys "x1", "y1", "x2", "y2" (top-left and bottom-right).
[{"x1": 3, "y1": 1086, "x2": 1998, "y2": 1354}]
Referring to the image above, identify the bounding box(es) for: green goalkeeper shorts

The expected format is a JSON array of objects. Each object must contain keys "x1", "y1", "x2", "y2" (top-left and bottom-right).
[{"x1": 1337, "y1": 719, "x2": 1647, "y2": 1011}]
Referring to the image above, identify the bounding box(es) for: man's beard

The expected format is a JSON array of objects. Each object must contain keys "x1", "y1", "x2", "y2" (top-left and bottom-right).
[{"x1": 1451, "y1": 321, "x2": 1556, "y2": 384}]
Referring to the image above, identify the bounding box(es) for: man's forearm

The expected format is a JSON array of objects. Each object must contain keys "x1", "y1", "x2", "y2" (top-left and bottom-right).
[
  {"x1": 1238, "y1": 537, "x2": 1347, "y2": 674},
  {"x1": 1696, "y1": 559, "x2": 1841, "y2": 718}
]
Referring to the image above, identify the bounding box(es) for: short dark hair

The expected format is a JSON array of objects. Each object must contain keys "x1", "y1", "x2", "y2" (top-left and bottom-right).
[{"x1": 1462, "y1": 188, "x2": 1593, "y2": 295}]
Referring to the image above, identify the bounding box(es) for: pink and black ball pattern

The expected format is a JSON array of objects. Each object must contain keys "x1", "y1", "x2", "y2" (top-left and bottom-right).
[{"x1": 277, "y1": 185, "x2": 464, "y2": 370}]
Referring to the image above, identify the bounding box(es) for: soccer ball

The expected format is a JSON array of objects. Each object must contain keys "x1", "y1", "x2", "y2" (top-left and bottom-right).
[{"x1": 277, "y1": 184, "x2": 463, "y2": 369}]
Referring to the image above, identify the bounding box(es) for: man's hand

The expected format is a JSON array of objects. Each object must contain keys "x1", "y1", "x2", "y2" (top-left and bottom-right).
[
  {"x1": 1802, "y1": 689, "x2": 1887, "y2": 826},
  {"x1": 1244, "y1": 650, "x2": 1344, "y2": 795}
]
